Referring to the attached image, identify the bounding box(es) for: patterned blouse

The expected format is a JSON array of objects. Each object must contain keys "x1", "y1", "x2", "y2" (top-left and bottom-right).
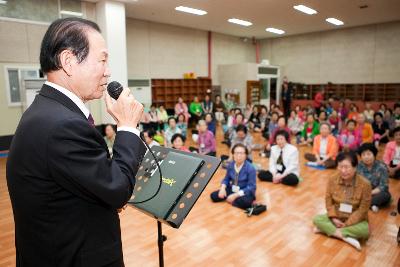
[{"x1": 357, "y1": 160, "x2": 389, "y2": 193}]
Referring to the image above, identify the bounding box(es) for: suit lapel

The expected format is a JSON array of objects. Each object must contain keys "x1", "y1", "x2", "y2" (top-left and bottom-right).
[
  {"x1": 39, "y1": 84, "x2": 87, "y2": 121},
  {"x1": 39, "y1": 84, "x2": 110, "y2": 157}
]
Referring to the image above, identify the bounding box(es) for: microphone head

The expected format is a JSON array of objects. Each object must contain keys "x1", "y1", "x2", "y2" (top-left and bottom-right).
[{"x1": 107, "y1": 81, "x2": 123, "y2": 100}]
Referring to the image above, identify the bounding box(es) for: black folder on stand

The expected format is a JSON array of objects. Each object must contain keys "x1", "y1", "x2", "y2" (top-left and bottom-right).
[{"x1": 128, "y1": 146, "x2": 221, "y2": 228}]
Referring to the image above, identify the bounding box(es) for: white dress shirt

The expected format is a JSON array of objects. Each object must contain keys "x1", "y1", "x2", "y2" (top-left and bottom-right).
[
  {"x1": 45, "y1": 81, "x2": 140, "y2": 137},
  {"x1": 269, "y1": 143, "x2": 300, "y2": 176}
]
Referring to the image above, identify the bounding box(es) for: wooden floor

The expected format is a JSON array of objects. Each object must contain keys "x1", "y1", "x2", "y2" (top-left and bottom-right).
[{"x1": 1, "y1": 126, "x2": 400, "y2": 267}]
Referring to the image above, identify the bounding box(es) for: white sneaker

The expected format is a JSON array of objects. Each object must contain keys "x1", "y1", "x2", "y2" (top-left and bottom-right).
[
  {"x1": 371, "y1": 205, "x2": 379, "y2": 213},
  {"x1": 343, "y1": 237, "x2": 361, "y2": 251}
]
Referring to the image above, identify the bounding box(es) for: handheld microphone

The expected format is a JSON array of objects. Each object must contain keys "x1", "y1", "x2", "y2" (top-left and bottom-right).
[
  {"x1": 107, "y1": 81, "x2": 124, "y2": 100},
  {"x1": 106, "y1": 80, "x2": 162, "y2": 204}
]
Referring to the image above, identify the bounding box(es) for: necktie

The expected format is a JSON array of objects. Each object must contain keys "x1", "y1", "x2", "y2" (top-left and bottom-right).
[{"x1": 88, "y1": 114, "x2": 95, "y2": 127}]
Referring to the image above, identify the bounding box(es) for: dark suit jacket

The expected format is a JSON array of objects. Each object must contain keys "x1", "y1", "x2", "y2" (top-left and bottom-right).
[{"x1": 6, "y1": 84, "x2": 146, "y2": 267}]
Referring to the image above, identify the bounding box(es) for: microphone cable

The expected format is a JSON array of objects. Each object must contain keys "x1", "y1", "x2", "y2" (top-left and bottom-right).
[{"x1": 107, "y1": 81, "x2": 163, "y2": 204}]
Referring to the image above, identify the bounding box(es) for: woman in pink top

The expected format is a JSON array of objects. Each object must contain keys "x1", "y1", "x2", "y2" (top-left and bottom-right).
[
  {"x1": 338, "y1": 119, "x2": 360, "y2": 152},
  {"x1": 383, "y1": 126, "x2": 400, "y2": 178},
  {"x1": 197, "y1": 120, "x2": 216, "y2": 156},
  {"x1": 174, "y1": 97, "x2": 190, "y2": 123}
]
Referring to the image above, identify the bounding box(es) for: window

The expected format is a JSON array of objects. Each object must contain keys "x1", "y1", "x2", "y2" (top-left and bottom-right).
[
  {"x1": 5, "y1": 66, "x2": 40, "y2": 106},
  {"x1": 0, "y1": 0, "x2": 82, "y2": 23}
]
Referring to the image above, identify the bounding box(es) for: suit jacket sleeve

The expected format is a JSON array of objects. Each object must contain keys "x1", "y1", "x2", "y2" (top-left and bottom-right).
[{"x1": 47, "y1": 117, "x2": 146, "y2": 209}]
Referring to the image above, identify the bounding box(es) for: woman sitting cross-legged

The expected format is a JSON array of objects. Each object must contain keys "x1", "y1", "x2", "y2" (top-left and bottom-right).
[
  {"x1": 304, "y1": 122, "x2": 338, "y2": 169},
  {"x1": 300, "y1": 113, "x2": 320, "y2": 146},
  {"x1": 357, "y1": 143, "x2": 391, "y2": 212},
  {"x1": 338, "y1": 119, "x2": 360, "y2": 152},
  {"x1": 313, "y1": 151, "x2": 372, "y2": 251},
  {"x1": 383, "y1": 126, "x2": 400, "y2": 179},
  {"x1": 210, "y1": 143, "x2": 256, "y2": 210},
  {"x1": 258, "y1": 130, "x2": 300, "y2": 186}
]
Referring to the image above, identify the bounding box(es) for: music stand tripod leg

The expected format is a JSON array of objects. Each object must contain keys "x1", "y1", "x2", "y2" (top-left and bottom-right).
[{"x1": 157, "y1": 221, "x2": 167, "y2": 267}]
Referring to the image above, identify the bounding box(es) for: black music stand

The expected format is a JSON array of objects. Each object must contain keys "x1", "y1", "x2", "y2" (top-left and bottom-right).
[{"x1": 128, "y1": 146, "x2": 221, "y2": 267}]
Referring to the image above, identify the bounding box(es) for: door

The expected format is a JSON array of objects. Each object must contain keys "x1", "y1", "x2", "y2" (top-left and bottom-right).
[{"x1": 247, "y1": 80, "x2": 260, "y2": 105}]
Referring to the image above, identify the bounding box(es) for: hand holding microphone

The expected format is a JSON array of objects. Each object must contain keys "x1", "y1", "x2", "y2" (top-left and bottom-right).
[{"x1": 105, "y1": 81, "x2": 143, "y2": 128}]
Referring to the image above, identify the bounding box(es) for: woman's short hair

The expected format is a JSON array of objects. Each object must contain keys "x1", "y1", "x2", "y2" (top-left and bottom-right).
[
  {"x1": 374, "y1": 112, "x2": 383, "y2": 119},
  {"x1": 143, "y1": 128, "x2": 155, "y2": 139},
  {"x1": 168, "y1": 117, "x2": 176, "y2": 124},
  {"x1": 346, "y1": 119, "x2": 356, "y2": 126},
  {"x1": 231, "y1": 143, "x2": 248, "y2": 155},
  {"x1": 40, "y1": 18, "x2": 100, "y2": 74},
  {"x1": 358, "y1": 143, "x2": 378, "y2": 157},
  {"x1": 393, "y1": 126, "x2": 400, "y2": 136},
  {"x1": 171, "y1": 133, "x2": 186, "y2": 144},
  {"x1": 235, "y1": 124, "x2": 248, "y2": 135},
  {"x1": 235, "y1": 113, "x2": 244, "y2": 119},
  {"x1": 275, "y1": 129, "x2": 290, "y2": 143},
  {"x1": 277, "y1": 115, "x2": 286, "y2": 124},
  {"x1": 319, "y1": 122, "x2": 331, "y2": 131},
  {"x1": 336, "y1": 151, "x2": 358, "y2": 167}
]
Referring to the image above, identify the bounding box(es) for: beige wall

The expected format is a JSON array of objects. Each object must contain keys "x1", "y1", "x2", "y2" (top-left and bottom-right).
[
  {"x1": 260, "y1": 21, "x2": 400, "y2": 84},
  {"x1": 126, "y1": 18, "x2": 256, "y2": 85},
  {"x1": 0, "y1": 20, "x2": 47, "y2": 136},
  {"x1": 0, "y1": 2, "x2": 99, "y2": 137}
]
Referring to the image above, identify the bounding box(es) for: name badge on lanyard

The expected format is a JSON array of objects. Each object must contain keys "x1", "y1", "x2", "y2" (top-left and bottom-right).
[
  {"x1": 276, "y1": 164, "x2": 283, "y2": 172},
  {"x1": 339, "y1": 203, "x2": 353, "y2": 213},
  {"x1": 232, "y1": 169, "x2": 241, "y2": 193},
  {"x1": 232, "y1": 185, "x2": 240, "y2": 193}
]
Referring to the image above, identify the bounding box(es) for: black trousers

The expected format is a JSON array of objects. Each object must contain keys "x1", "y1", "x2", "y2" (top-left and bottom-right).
[
  {"x1": 258, "y1": 170, "x2": 299, "y2": 186},
  {"x1": 371, "y1": 190, "x2": 391, "y2": 207},
  {"x1": 210, "y1": 187, "x2": 255, "y2": 210},
  {"x1": 389, "y1": 162, "x2": 400, "y2": 179}
]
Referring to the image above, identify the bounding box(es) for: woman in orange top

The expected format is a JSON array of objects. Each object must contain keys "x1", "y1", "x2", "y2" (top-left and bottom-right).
[
  {"x1": 357, "y1": 113, "x2": 374, "y2": 144},
  {"x1": 347, "y1": 105, "x2": 359, "y2": 121},
  {"x1": 305, "y1": 122, "x2": 338, "y2": 168}
]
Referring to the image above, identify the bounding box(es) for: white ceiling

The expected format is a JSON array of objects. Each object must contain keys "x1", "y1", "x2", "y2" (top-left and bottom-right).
[{"x1": 91, "y1": 0, "x2": 400, "y2": 39}]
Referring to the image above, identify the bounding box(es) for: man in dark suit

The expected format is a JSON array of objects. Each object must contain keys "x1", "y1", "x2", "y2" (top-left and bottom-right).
[{"x1": 6, "y1": 18, "x2": 146, "y2": 266}]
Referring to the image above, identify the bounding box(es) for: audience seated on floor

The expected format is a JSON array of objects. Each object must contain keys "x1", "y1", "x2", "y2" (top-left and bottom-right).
[
  {"x1": 202, "y1": 94, "x2": 214, "y2": 115},
  {"x1": 248, "y1": 105, "x2": 261, "y2": 132},
  {"x1": 357, "y1": 143, "x2": 391, "y2": 212},
  {"x1": 176, "y1": 113, "x2": 188, "y2": 137},
  {"x1": 230, "y1": 125, "x2": 254, "y2": 161},
  {"x1": 157, "y1": 104, "x2": 169, "y2": 131},
  {"x1": 313, "y1": 151, "x2": 371, "y2": 251},
  {"x1": 304, "y1": 122, "x2": 338, "y2": 169},
  {"x1": 300, "y1": 113, "x2": 320, "y2": 146},
  {"x1": 197, "y1": 119, "x2": 216, "y2": 157},
  {"x1": 204, "y1": 113, "x2": 216, "y2": 136},
  {"x1": 328, "y1": 110, "x2": 340, "y2": 136},
  {"x1": 258, "y1": 130, "x2": 300, "y2": 186},
  {"x1": 263, "y1": 115, "x2": 291, "y2": 157},
  {"x1": 338, "y1": 119, "x2": 360, "y2": 152},
  {"x1": 164, "y1": 117, "x2": 182, "y2": 147},
  {"x1": 210, "y1": 143, "x2": 256, "y2": 210},
  {"x1": 171, "y1": 133, "x2": 190, "y2": 152},
  {"x1": 383, "y1": 126, "x2": 400, "y2": 179},
  {"x1": 142, "y1": 129, "x2": 160, "y2": 148},
  {"x1": 213, "y1": 94, "x2": 226, "y2": 124},
  {"x1": 372, "y1": 112, "x2": 390, "y2": 145},
  {"x1": 104, "y1": 124, "x2": 116, "y2": 156},
  {"x1": 175, "y1": 97, "x2": 190, "y2": 123},
  {"x1": 288, "y1": 110, "x2": 303, "y2": 144},
  {"x1": 356, "y1": 113, "x2": 374, "y2": 144},
  {"x1": 189, "y1": 96, "x2": 203, "y2": 125}
]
